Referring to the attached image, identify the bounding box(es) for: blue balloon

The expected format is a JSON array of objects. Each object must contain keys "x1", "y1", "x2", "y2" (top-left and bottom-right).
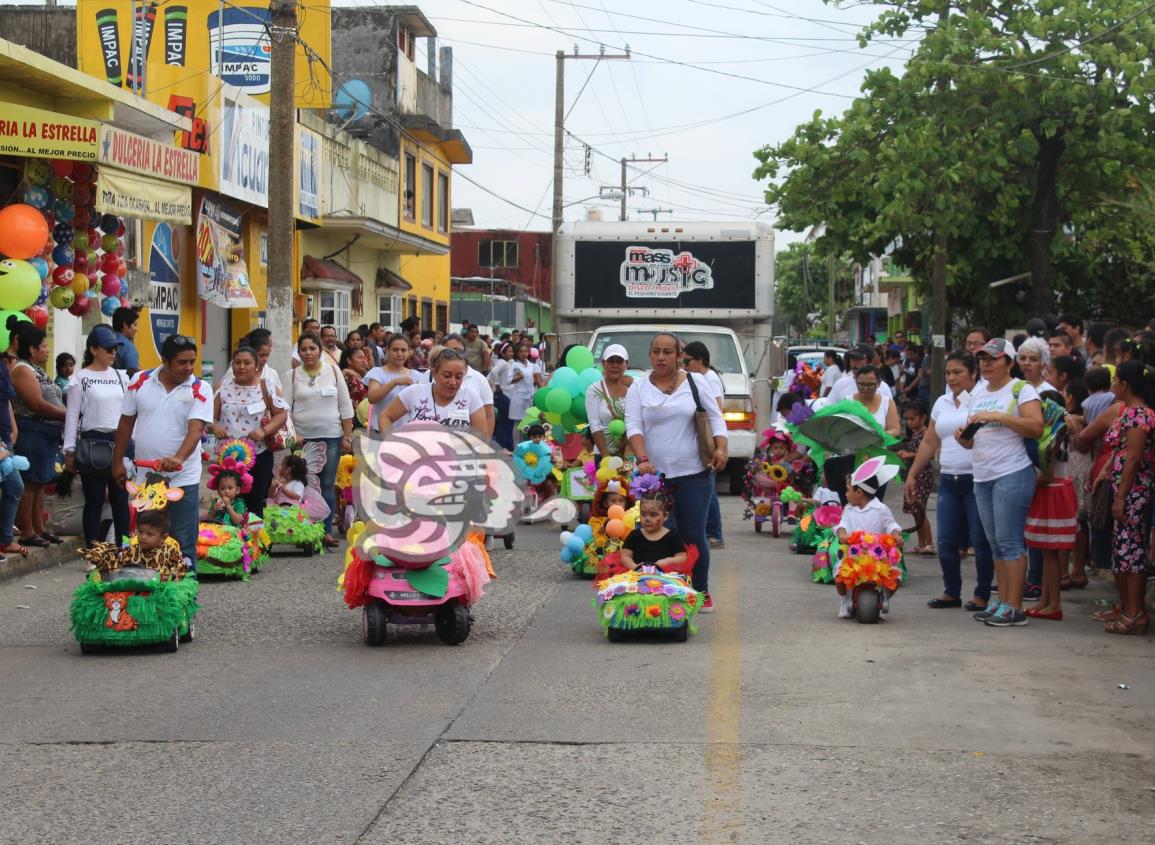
[
  {"x1": 575, "y1": 524, "x2": 594, "y2": 542},
  {"x1": 35, "y1": 284, "x2": 49, "y2": 306},
  {"x1": 549, "y1": 366, "x2": 580, "y2": 396},
  {"x1": 560, "y1": 548, "x2": 573, "y2": 563},
  {"x1": 22, "y1": 185, "x2": 52, "y2": 211},
  {"x1": 100, "y1": 295, "x2": 119, "y2": 317},
  {"x1": 118, "y1": 280, "x2": 128, "y2": 297},
  {"x1": 51, "y1": 244, "x2": 73, "y2": 266},
  {"x1": 52, "y1": 199, "x2": 75, "y2": 223},
  {"x1": 566, "y1": 536, "x2": 586, "y2": 554},
  {"x1": 27, "y1": 257, "x2": 49, "y2": 281}
]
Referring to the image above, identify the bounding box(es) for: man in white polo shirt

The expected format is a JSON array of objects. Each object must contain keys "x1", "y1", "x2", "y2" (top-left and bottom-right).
[{"x1": 112, "y1": 334, "x2": 214, "y2": 567}]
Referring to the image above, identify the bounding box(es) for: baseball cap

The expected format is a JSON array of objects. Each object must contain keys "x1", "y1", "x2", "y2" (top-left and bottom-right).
[
  {"x1": 977, "y1": 337, "x2": 1016, "y2": 360},
  {"x1": 602, "y1": 344, "x2": 628, "y2": 362},
  {"x1": 87, "y1": 324, "x2": 118, "y2": 350},
  {"x1": 1024, "y1": 317, "x2": 1048, "y2": 338}
]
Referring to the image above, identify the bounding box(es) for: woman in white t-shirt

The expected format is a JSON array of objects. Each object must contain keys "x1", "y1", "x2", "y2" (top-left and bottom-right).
[
  {"x1": 378, "y1": 346, "x2": 487, "y2": 433},
  {"x1": 1017, "y1": 336, "x2": 1057, "y2": 394},
  {"x1": 626, "y1": 332, "x2": 727, "y2": 611},
  {"x1": 364, "y1": 335, "x2": 424, "y2": 434},
  {"x1": 956, "y1": 338, "x2": 1044, "y2": 628},
  {"x1": 904, "y1": 350, "x2": 994, "y2": 611},
  {"x1": 584, "y1": 343, "x2": 633, "y2": 458}
]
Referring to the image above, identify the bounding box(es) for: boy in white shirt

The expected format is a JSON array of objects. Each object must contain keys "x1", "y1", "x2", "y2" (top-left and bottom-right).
[{"x1": 834, "y1": 456, "x2": 903, "y2": 618}]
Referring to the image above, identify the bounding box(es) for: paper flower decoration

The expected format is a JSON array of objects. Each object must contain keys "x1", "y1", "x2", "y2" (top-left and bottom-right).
[
  {"x1": 217, "y1": 438, "x2": 256, "y2": 470},
  {"x1": 514, "y1": 440, "x2": 554, "y2": 484},
  {"x1": 790, "y1": 361, "x2": 822, "y2": 399},
  {"x1": 834, "y1": 530, "x2": 902, "y2": 590},
  {"x1": 812, "y1": 504, "x2": 843, "y2": 528},
  {"x1": 785, "y1": 403, "x2": 814, "y2": 426},
  {"x1": 759, "y1": 428, "x2": 794, "y2": 452},
  {"x1": 629, "y1": 472, "x2": 662, "y2": 499},
  {"x1": 767, "y1": 463, "x2": 790, "y2": 483},
  {"x1": 207, "y1": 453, "x2": 255, "y2": 493}
]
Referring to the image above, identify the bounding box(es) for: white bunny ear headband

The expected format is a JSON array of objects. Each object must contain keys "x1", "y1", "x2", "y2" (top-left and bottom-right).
[
  {"x1": 604, "y1": 479, "x2": 623, "y2": 494},
  {"x1": 850, "y1": 456, "x2": 899, "y2": 494}
]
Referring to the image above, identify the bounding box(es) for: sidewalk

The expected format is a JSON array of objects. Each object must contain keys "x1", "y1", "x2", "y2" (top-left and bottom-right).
[{"x1": 0, "y1": 537, "x2": 81, "y2": 583}]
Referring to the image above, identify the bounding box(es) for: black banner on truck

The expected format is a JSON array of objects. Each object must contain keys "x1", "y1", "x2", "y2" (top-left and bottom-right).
[{"x1": 573, "y1": 240, "x2": 756, "y2": 310}]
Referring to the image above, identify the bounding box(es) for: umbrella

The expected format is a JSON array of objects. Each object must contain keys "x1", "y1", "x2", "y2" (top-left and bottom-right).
[{"x1": 787, "y1": 399, "x2": 900, "y2": 472}]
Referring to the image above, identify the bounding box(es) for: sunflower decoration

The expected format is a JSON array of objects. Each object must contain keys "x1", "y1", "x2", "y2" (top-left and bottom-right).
[{"x1": 767, "y1": 463, "x2": 790, "y2": 484}]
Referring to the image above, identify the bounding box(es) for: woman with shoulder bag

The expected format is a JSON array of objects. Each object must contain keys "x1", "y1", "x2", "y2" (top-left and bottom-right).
[
  {"x1": 626, "y1": 332, "x2": 727, "y2": 612},
  {"x1": 584, "y1": 344, "x2": 633, "y2": 459},
  {"x1": 211, "y1": 342, "x2": 289, "y2": 518},
  {"x1": 63, "y1": 326, "x2": 131, "y2": 547}
]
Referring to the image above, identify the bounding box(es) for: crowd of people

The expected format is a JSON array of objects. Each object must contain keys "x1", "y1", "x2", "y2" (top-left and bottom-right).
[{"x1": 813, "y1": 313, "x2": 1155, "y2": 634}]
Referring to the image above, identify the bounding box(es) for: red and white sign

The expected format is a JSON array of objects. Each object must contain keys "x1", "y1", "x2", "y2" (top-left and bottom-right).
[{"x1": 98, "y1": 124, "x2": 199, "y2": 185}]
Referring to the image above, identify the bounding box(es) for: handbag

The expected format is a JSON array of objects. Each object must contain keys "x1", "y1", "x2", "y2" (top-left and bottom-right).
[
  {"x1": 260, "y1": 378, "x2": 294, "y2": 451},
  {"x1": 684, "y1": 372, "x2": 717, "y2": 469},
  {"x1": 76, "y1": 431, "x2": 115, "y2": 476},
  {"x1": 1089, "y1": 479, "x2": 1113, "y2": 531}
]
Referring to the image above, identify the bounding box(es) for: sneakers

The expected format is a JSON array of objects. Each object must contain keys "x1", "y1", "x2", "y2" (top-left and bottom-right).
[
  {"x1": 973, "y1": 601, "x2": 1002, "y2": 621},
  {"x1": 881, "y1": 591, "x2": 890, "y2": 614},
  {"x1": 838, "y1": 595, "x2": 853, "y2": 619},
  {"x1": 699, "y1": 593, "x2": 714, "y2": 613},
  {"x1": 708, "y1": 537, "x2": 725, "y2": 549},
  {"x1": 1022, "y1": 583, "x2": 1042, "y2": 600},
  {"x1": 983, "y1": 605, "x2": 1029, "y2": 627}
]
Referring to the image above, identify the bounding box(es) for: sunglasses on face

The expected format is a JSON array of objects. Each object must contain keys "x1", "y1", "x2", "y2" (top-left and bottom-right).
[
  {"x1": 856, "y1": 382, "x2": 878, "y2": 389},
  {"x1": 438, "y1": 348, "x2": 466, "y2": 360}
]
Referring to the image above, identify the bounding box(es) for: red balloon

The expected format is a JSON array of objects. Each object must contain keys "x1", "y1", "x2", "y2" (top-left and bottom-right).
[
  {"x1": 87, "y1": 270, "x2": 101, "y2": 287},
  {"x1": 26, "y1": 305, "x2": 49, "y2": 329},
  {"x1": 51, "y1": 265, "x2": 74, "y2": 287},
  {"x1": 117, "y1": 221, "x2": 127, "y2": 237},
  {"x1": 115, "y1": 242, "x2": 125, "y2": 257},
  {"x1": 101, "y1": 253, "x2": 119, "y2": 274},
  {"x1": 100, "y1": 274, "x2": 120, "y2": 297},
  {"x1": 0, "y1": 204, "x2": 52, "y2": 260},
  {"x1": 119, "y1": 295, "x2": 131, "y2": 307},
  {"x1": 72, "y1": 184, "x2": 92, "y2": 205},
  {"x1": 50, "y1": 160, "x2": 73, "y2": 178},
  {"x1": 68, "y1": 295, "x2": 91, "y2": 317},
  {"x1": 73, "y1": 207, "x2": 88, "y2": 228},
  {"x1": 71, "y1": 163, "x2": 91, "y2": 181},
  {"x1": 72, "y1": 253, "x2": 88, "y2": 273},
  {"x1": 87, "y1": 228, "x2": 99, "y2": 246}
]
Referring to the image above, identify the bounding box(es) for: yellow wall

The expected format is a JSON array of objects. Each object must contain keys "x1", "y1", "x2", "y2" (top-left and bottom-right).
[
  {"x1": 399, "y1": 137, "x2": 451, "y2": 247},
  {"x1": 138, "y1": 219, "x2": 198, "y2": 371}
]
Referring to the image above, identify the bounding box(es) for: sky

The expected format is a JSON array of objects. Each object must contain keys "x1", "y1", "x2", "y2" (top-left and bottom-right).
[{"x1": 2, "y1": 0, "x2": 916, "y2": 239}]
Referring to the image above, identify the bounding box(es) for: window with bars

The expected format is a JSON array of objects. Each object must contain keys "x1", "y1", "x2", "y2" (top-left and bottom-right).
[
  {"x1": 404, "y1": 154, "x2": 416, "y2": 220},
  {"x1": 437, "y1": 171, "x2": 449, "y2": 232},
  {"x1": 478, "y1": 239, "x2": 518, "y2": 268},
  {"x1": 317, "y1": 289, "x2": 351, "y2": 339},
  {"x1": 421, "y1": 163, "x2": 434, "y2": 227},
  {"x1": 377, "y1": 294, "x2": 402, "y2": 331}
]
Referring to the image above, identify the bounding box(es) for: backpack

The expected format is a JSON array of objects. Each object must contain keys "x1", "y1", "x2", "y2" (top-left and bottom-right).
[{"x1": 1009, "y1": 380, "x2": 1066, "y2": 469}]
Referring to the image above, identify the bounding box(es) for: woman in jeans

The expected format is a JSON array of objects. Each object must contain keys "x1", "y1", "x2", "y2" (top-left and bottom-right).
[
  {"x1": 9, "y1": 323, "x2": 66, "y2": 547},
  {"x1": 285, "y1": 332, "x2": 354, "y2": 548},
  {"x1": 211, "y1": 343, "x2": 288, "y2": 517},
  {"x1": 63, "y1": 325, "x2": 131, "y2": 546},
  {"x1": 956, "y1": 338, "x2": 1044, "y2": 628},
  {"x1": 626, "y1": 332, "x2": 727, "y2": 612},
  {"x1": 905, "y1": 350, "x2": 994, "y2": 610}
]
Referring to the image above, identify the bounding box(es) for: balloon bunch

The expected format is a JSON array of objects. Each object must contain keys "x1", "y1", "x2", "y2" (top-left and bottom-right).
[
  {"x1": 9, "y1": 159, "x2": 130, "y2": 328},
  {"x1": 524, "y1": 346, "x2": 603, "y2": 439},
  {"x1": 559, "y1": 523, "x2": 595, "y2": 567},
  {"x1": 592, "y1": 454, "x2": 627, "y2": 484}
]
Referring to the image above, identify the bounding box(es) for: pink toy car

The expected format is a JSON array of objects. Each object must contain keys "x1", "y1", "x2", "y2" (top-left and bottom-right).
[{"x1": 361, "y1": 558, "x2": 473, "y2": 646}]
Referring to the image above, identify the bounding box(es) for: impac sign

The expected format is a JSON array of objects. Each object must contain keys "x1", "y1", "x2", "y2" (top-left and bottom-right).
[{"x1": 620, "y1": 246, "x2": 713, "y2": 298}]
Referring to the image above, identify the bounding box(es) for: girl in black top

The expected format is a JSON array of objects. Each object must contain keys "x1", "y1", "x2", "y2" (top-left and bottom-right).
[{"x1": 620, "y1": 491, "x2": 687, "y2": 571}]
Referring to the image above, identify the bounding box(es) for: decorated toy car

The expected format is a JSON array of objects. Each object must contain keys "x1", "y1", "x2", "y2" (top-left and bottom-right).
[
  {"x1": 594, "y1": 563, "x2": 703, "y2": 643},
  {"x1": 834, "y1": 530, "x2": 904, "y2": 623},
  {"x1": 195, "y1": 519, "x2": 270, "y2": 579}
]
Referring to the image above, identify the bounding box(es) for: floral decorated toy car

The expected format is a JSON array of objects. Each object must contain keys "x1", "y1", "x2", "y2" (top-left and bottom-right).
[
  {"x1": 804, "y1": 504, "x2": 844, "y2": 582},
  {"x1": 594, "y1": 564, "x2": 703, "y2": 643},
  {"x1": 835, "y1": 530, "x2": 905, "y2": 624}
]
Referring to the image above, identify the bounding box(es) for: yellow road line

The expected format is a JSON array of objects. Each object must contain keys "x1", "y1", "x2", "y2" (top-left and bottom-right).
[{"x1": 701, "y1": 560, "x2": 742, "y2": 842}]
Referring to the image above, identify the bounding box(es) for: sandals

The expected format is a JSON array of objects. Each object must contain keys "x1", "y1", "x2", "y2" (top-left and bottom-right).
[
  {"x1": 910, "y1": 545, "x2": 936, "y2": 556},
  {"x1": 1, "y1": 543, "x2": 29, "y2": 556},
  {"x1": 39, "y1": 531, "x2": 63, "y2": 545},
  {"x1": 1104, "y1": 613, "x2": 1149, "y2": 636},
  {"x1": 1067, "y1": 574, "x2": 1089, "y2": 589},
  {"x1": 19, "y1": 535, "x2": 49, "y2": 548},
  {"x1": 321, "y1": 535, "x2": 340, "y2": 549},
  {"x1": 1092, "y1": 605, "x2": 1122, "y2": 622}
]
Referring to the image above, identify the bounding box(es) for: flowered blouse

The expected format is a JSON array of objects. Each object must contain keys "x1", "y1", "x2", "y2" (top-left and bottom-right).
[
  {"x1": 217, "y1": 379, "x2": 288, "y2": 455},
  {"x1": 1104, "y1": 404, "x2": 1155, "y2": 496},
  {"x1": 345, "y1": 371, "x2": 368, "y2": 406}
]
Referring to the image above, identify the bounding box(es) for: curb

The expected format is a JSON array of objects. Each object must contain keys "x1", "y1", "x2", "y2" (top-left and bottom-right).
[{"x1": 0, "y1": 538, "x2": 82, "y2": 582}]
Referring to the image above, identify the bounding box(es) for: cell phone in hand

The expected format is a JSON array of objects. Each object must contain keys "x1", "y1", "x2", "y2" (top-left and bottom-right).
[{"x1": 960, "y1": 420, "x2": 985, "y2": 440}]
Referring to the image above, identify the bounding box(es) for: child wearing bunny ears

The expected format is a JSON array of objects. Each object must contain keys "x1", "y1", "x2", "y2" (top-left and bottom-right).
[{"x1": 833, "y1": 456, "x2": 904, "y2": 618}]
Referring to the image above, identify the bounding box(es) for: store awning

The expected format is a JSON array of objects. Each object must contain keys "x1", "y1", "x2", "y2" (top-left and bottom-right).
[
  {"x1": 96, "y1": 167, "x2": 193, "y2": 224},
  {"x1": 377, "y1": 267, "x2": 413, "y2": 292},
  {"x1": 301, "y1": 255, "x2": 363, "y2": 286}
]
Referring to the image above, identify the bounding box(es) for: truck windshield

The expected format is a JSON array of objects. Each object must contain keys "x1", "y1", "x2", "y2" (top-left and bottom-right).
[{"x1": 590, "y1": 331, "x2": 745, "y2": 374}]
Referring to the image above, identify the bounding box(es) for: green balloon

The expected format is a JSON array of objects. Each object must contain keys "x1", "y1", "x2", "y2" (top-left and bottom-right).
[
  {"x1": 0, "y1": 259, "x2": 43, "y2": 311},
  {"x1": 566, "y1": 347, "x2": 595, "y2": 372},
  {"x1": 533, "y1": 387, "x2": 551, "y2": 410},
  {"x1": 569, "y1": 394, "x2": 588, "y2": 422},
  {"x1": 544, "y1": 412, "x2": 562, "y2": 425},
  {"x1": 0, "y1": 308, "x2": 31, "y2": 350},
  {"x1": 549, "y1": 366, "x2": 579, "y2": 395},
  {"x1": 525, "y1": 406, "x2": 541, "y2": 419},
  {"x1": 545, "y1": 387, "x2": 572, "y2": 414},
  {"x1": 560, "y1": 412, "x2": 579, "y2": 430},
  {"x1": 608, "y1": 419, "x2": 626, "y2": 437}
]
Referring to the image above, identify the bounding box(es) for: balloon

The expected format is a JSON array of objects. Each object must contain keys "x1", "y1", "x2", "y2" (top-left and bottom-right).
[
  {"x1": 607, "y1": 419, "x2": 626, "y2": 437},
  {"x1": 72, "y1": 184, "x2": 91, "y2": 206},
  {"x1": 100, "y1": 233, "x2": 119, "y2": 252},
  {"x1": 529, "y1": 348, "x2": 539, "y2": 360},
  {"x1": 73, "y1": 206, "x2": 90, "y2": 228},
  {"x1": 22, "y1": 185, "x2": 52, "y2": 210},
  {"x1": 0, "y1": 309, "x2": 31, "y2": 350},
  {"x1": 99, "y1": 214, "x2": 119, "y2": 234},
  {"x1": 566, "y1": 346, "x2": 595, "y2": 372},
  {"x1": 569, "y1": 394, "x2": 587, "y2": 423},
  {"x1": 24, "y1": 160, "x2": 51, "y2": 185},
  {"x1": 48, "y1": 286, "x2": 74, "y2": 309},
  {"x1": 100, "y1": 275, "x2": 120, "y2": 297},
  {"x1": 73, "y1": 252, "x2": 88, "y2": 274},
  {"x1": 53, "y1": 223, "x2": 74, "y2": 245},
  {"x1": 117, "y1": 221, "x2": 126, "y2": 237},
  {"x1": 100, "y1": 296, "x2": 119, "y2": 317},
  {"x1": 52, "y1": 199, "x2": 75, "y2": 223},
  {"x1": 595, "y1": 468, "x2": 614, "y2": 483},
  {"x1": 71, "y1": 274, "x2": 89, "y2": 296},
  {"x1": 544, "y1": 412, "x2": 562, "y2": 425},
  {"x1": 623, "y1": 505, "x2": 639, "y2": 531},
  {"x1": 68, "y1": 295, "x2": 91, "y2": 317},
  {"x1": 533, "y1": 387, "x2": 551, "y2": 410},
  {"x1": 559, "y1": 531, "x2": 573, "y2": 546},
  {"x1": 50, "y1": 177, "x2": 73, "y2": 199},
  {"x1": 27, "y1": 257, "x2": 48, "y2": 281},
  {"x1": 118, "y1": 280, "x2": 128, "y2": 297},
  {"x1": 26, "y1": 305, "x2": 49, "y2": 329},
  {"x1": 87, "y1": 227, "x2": 100, "y2": 246},
  {"x1": 51, "y1": 244, "x2": 73, "y2": 267},
  {"x1": 549, "y1": 366, "x2": 579, "y2": 395},
  {"x1": 119, "y1": 296, "x2": 131, "y2": 307},
  {"x1": 71, "y1": 230, "x2": 88, "y2": 250},
  {"x1": 115, "y1": 241, "x2": 125, "y2": 257},
  {"x1": 0, "y1": 259, "x2": 43, "y2": 311},
  {"x1": 50, "y1": 159, "x2": 73, "y2": 178},
  {"x1": 565, "y1": 536, "x2": 585, "y2": 554},
  {"x1": 545, "y1": 387, "x2": 571, "y2": 415},
  {"x1": 560, "y1": 548, "x2": 573, "y2": 564},
  {"x1": 574, "y1": 524, "x2": 594, "y2": 542},
  {"x1": 605, "y1": 519, "x2": 627, "y2": 539},
  {"x1": 71, "y1": 162, "x2": 91, "y2": 181},
  {"x1": 579, "y1": 367, "x2": 603, "y2": 391},
  {"x1": 116, "y1": 262, "x2": 127, "y2": 279},
  {"x1": 560, "y1": 412, "x2": 578, "y2": 431},
  {"x1": 35, "y1": 284, "x2": 49, "y2": 306},
  {"x1": 607, "y1": 504, "x2": 625, "y2": 521},
  {"x1": 0, "y1": 205, "x2": 51, "y2": 260},
  {"x1": 608, "y1": 456, "x2": 624, "y2": 470}
]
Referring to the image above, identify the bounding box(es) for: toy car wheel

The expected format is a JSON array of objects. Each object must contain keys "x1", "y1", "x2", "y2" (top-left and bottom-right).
[
  {"x1": 606, "y1": 626, "x2": 627, "y2": 643},
  {"x1": 162, "y1": 628, "x2": 180, "y2": 653},
  {"x1": 300, "y1": 543, "x2": 315, "y2": 558},
  {"x1": 672, "y1": 623, "x2": 689, "y2": 643},
  {"x1": 79, "y1": 641, "x2": 97, "y2": 655},
  {"x1": 771, "y1": 503, "x2": 781, "y2": 538},
  {"x1": 179, "y1": 614, "x2": 197, "y2": 644},
  {"x1": 435, "y1": 602, "x2": 471, "y2": 645},
  {"x1": 855, "y1": 589, "x2": 882, "y2": 624},
  {"x1": 503, "y1": 533, "x2": 515, "y2": 549},
  {"x1": 364, "y1": 601, "x2": 387, "y2": 646}
]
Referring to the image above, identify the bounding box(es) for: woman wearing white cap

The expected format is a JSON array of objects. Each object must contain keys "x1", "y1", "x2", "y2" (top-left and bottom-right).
[
  {"x1": 585, "y1": 343, "x2": 633, "y2": 458},
  {"x1": 956, "y1": 337, "x2": 1044, "y2": 628}
]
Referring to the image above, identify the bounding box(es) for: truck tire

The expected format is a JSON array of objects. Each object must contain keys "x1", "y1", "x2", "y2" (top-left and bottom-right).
[{"x1": 727, "y1": 460, "x2": 745, "y2": 496}]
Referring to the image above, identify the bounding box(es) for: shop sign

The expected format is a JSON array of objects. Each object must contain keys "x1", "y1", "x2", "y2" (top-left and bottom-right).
[
  {"x1": 196, "y1": 195, "x2": 256, "y2": 308},
  {"x1": 619, "y1": 246, "x2": 714, "y2": 298},
  {"x1": 98, "y1": 125, "x2": 200, "y2": 184},
  {"x1": 219, "y1": 93, "x2": 268, "y2": 206},
  {"x1": 147, "y1": 222, "x2": 181, "y2": 354},
  {"x1": 298, "y1": 127, "x2": 320, "y2": 221},
  {"x1": 96, "y1": 167, "x2": 193, "y2": 224},
  {"x1": 0, "y1": 103, "x2": 99, "y2": 160}
]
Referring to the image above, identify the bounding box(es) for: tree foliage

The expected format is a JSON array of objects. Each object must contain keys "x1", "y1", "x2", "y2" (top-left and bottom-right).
[{"x1": 754, "y1": 0, "x2": 1155, "y2": 331}]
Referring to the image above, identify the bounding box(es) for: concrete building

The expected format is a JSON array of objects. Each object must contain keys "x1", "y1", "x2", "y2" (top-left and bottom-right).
[{"x1": 450, "y1": 226, "x2": 553, "y2": 336}]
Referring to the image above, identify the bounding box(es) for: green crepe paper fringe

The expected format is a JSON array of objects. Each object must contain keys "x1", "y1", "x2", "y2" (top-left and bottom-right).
[
  {"x1": 70, "y1": 576, "x2": 198, "y2": 645},
  {"x1": 570, "y1": 552, "x2": 597, "y2": 578},
  {"x1": 196, "y1": 558, "x2": 252, "y2": 580},
  {"x1": 594, "y1": 593, "x2": 702, "y2": 635},
  {"x1": 786, "y1": 399, "x2": 904, "y2": 478},
  {"x1": 264, "y1": 505, "x2": 326, "y2": 552}
]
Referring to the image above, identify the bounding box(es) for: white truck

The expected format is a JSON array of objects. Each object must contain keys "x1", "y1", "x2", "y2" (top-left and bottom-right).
[{"x1": 554, "y1": 221, "x2": 776, "y2": 493}]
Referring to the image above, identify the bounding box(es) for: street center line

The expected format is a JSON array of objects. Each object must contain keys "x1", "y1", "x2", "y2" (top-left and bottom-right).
[{"x1": 701, "y1": 559, "x2": 742, "y2": 842}]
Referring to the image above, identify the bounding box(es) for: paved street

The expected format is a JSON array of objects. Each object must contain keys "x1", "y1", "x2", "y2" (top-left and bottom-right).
[{"x1": 1, "y1": 494, "x2": 1153, "y2": 844}]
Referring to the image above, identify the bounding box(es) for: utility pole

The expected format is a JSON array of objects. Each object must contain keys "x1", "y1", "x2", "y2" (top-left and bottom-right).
[
  {"x1": 637, "y1": 207, "x2": 673, "y2": 222},
  {"x1": 827, "y1": 253, "x2": 836, "y2": 340},
  {"x1": 619, "y1": 155, "x2": 666, "y2": 221},
  {"x1": 266, "y1": 0, "x2": 296, "y2": 376}
]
